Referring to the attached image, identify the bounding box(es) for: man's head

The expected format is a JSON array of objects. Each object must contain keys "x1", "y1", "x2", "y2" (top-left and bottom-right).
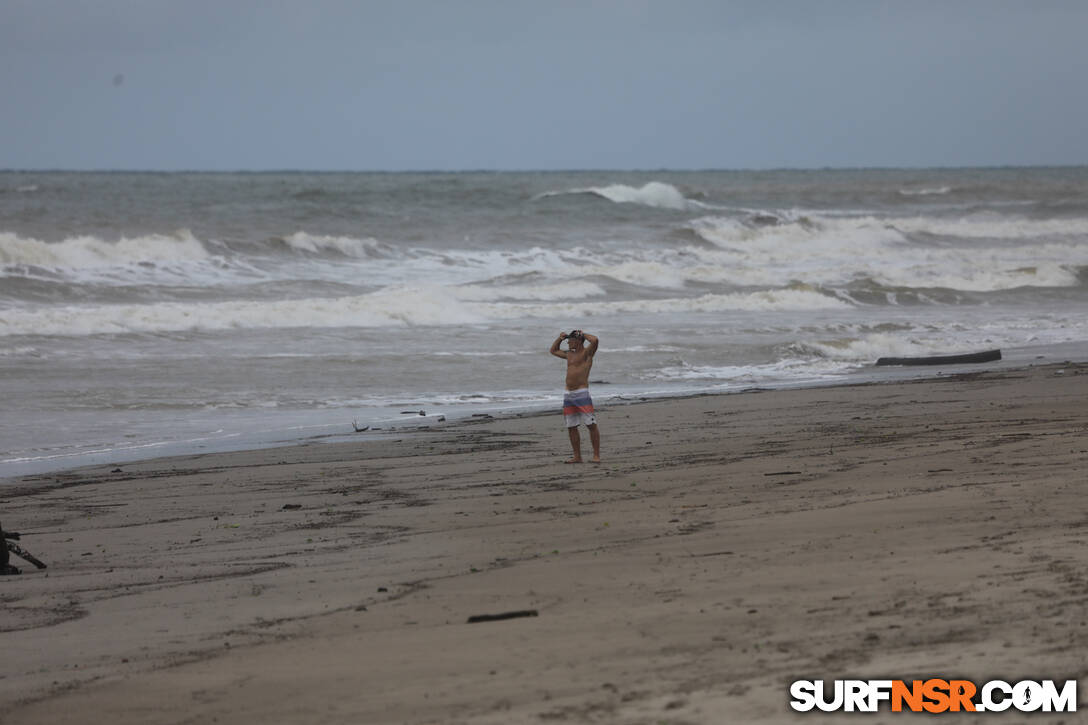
[{"x1": 567, "y1": 329, "x2": 585, "y2": 350}]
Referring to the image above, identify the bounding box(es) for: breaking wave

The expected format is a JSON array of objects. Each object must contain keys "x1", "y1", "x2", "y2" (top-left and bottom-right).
[
  {"x1": 686, "y1": 214, "x2": 1088, "y2": 291},
  {"x1": 5, "y1": 207, "x2": 1088, "y2": 307},
  {"x1": 0, "y1": 230, "x2": 211, "y2": 270},
  {"x1": 280, "y1": 232, "x2": 393, "y2": 258},
  {"x1": 535, "y1": 181, "x2": 705, "y2": 210}
]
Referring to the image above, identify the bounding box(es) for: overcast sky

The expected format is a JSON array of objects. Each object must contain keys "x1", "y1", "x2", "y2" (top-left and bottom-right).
[{"x1": 2, "y1": 0, "x2": 1086, "y2": 171}]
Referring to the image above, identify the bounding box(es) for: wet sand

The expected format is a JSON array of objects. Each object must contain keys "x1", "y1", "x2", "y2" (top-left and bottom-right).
[{"x1": 2, "y1": 364, "x2": 1087, "y2": 724}]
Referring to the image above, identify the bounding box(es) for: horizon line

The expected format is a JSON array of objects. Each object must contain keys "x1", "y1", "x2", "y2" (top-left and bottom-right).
[{"x1": 3, "y1": 163, "x2": 1087, "y2": 174}]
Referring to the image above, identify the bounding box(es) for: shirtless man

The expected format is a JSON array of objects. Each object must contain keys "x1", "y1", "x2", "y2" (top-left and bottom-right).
[{"x1": 550, "y1": 329, "x2": 600, "y2": 463}]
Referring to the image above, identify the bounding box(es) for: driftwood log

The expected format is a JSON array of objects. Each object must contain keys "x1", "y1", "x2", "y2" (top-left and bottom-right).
[
  {"x1": 875, "y1": 349, "x2": 1001, "y2": 367},
  {"x1": 466, "y1": 609, "x2": 538, "y2": 624}
]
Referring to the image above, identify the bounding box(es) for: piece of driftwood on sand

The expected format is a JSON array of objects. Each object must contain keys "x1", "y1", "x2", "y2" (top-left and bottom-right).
[{"x1": 875, "y1": 349, "x2": 1001, "y2": 367}]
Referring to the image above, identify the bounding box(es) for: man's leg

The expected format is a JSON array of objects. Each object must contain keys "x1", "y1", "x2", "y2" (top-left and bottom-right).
[
  {"x1": 566, "y1": 425, "x2": 582, "y2": 463},
  {"x1": 587, "y1": 423, "x2": 601, "y2": 462}
]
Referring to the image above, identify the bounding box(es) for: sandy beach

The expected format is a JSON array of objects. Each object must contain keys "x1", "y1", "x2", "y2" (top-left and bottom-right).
[{"x1": 2, "y1": 363, "x2": 1087, "y2": 724}]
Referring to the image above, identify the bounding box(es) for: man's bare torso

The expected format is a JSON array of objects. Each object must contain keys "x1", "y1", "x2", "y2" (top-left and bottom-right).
[{"x1": 565, "y1": 349, "x2": 594, "y2": 390}]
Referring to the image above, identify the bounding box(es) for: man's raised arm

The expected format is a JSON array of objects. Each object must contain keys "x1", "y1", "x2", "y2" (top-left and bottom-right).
[
  {"x1": 583, "y1": 332, "x2": 599, "y2": 356},
  {"x1": 550, "y1": 332, "x2": 568, "y2": 359}
]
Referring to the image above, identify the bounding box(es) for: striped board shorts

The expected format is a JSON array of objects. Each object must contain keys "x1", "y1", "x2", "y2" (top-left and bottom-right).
[{"x1": 563, "y1": 388, "x2": 596, "y2": 428}]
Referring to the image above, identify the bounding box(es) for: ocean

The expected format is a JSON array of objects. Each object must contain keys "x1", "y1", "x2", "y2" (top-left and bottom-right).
[{"x1": 3, "y1": 168, "x2": 1088, "y2": 478}]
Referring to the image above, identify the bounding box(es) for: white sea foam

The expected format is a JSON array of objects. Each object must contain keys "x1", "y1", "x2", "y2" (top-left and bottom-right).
[
  {"x1": 898, "y1": 186, "x2": 952, "y2": 196},
  {"x1": 689, "y1": 214, "x2": 907, "y2": 253},
  {"x1": 685, "y1": 214, "x2": 1088, "y2": 291},
  {"x1": 790, "y1": 333, "x2": 955, "y2": 361},
  {"x1": 283, "y1": 232, "x2": 391, "y2": 258},
  {"x1": 649, "y1": 358, "x2": 851, "y2": 383}
]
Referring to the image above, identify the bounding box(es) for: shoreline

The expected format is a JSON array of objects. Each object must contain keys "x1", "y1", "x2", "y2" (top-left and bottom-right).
[
  {"x1": 3, "y1": 361, "x2": 1087, "y2": 723},
  {"x1": 7, "y1": 340, "x2": 1084, "y2": 481}
]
